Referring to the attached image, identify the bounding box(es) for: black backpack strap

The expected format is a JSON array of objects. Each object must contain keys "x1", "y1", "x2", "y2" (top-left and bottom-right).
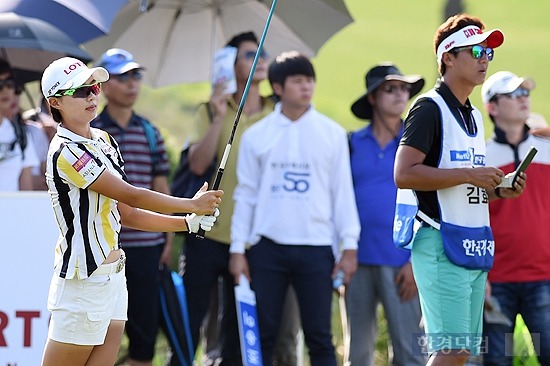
[{"x1": 10, "y1": 116, "x2": 27, "y2": 160}]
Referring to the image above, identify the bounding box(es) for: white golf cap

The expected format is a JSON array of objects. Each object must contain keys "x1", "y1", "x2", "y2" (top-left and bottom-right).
[
  {"x1": 481, "y1": 71, "x2": 535, "y2": 104},
  {"x1": 436, "y1": 25, "x2": 504, "y2": 62},
  {"x1": 42, "y1": 57, "x2": 109, "y2": 98}
]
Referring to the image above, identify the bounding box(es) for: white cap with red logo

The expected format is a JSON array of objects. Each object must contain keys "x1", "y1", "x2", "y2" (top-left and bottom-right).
[
  {"x1": 436, "y1": 25, "x2": 504, "y2": 62},
  {"x1": 41, "y1": 57, "x2": 109, "y2": 98}
]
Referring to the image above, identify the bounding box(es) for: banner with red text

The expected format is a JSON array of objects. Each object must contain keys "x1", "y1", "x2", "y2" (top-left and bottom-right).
[{"x1": 0, "y1": 193, "x2": 57, "y2": 365}]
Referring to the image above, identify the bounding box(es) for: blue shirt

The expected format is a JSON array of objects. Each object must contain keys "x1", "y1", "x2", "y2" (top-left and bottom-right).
[{"x1": 350, "y1": 124, "x2": 410, "y2": 267}]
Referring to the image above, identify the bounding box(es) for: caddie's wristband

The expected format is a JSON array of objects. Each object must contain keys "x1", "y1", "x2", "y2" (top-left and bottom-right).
[{"x1": 495, "y1": 187, "x2": 503, "y2": 199}]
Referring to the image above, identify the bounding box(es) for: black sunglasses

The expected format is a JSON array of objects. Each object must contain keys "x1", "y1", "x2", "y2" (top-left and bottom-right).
[
  {"x1": 491, "y1": 87, "x2": 530, "y2": 102},
  {"x1": 112, "y1": 70, "x2": 143, "y2": 82},
  {"x1": 0, "y1": 78, "x2": 16, "y2": 91},
  {"x1": 380, "y1": 84, "x2": 412, "y2": 94},
  {"x1": 240, "y1": 49, "x2": 268, "y2": 60}
]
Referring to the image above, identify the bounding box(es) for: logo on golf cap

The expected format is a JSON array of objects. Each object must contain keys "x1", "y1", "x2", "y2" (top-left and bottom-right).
[{"x1": 62, "y1": 60, "x2": 86, "y2": 75}]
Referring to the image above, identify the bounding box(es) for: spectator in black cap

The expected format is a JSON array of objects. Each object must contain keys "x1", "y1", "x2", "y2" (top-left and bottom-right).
[{"x1": 347, "y1": 63, "x2": 425, "y2": 366}]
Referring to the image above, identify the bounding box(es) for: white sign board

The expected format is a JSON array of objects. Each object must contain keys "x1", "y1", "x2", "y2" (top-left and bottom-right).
[
  {"x1": 235, "y1": 275, "x2": 263, "y2": 366},
  {"x1": 0, "y1": 192, "x2": 57, "y2": 365}
]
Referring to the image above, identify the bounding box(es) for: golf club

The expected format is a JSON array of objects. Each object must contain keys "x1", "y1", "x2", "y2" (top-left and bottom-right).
[{"x1": 196, "y1": 0, "x2": 279, "y2": 239}]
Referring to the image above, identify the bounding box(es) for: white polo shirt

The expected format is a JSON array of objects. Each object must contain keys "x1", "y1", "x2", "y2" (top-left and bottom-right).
[{"x1": 0, "y1": 117, "x2": 39, "y2": 191}]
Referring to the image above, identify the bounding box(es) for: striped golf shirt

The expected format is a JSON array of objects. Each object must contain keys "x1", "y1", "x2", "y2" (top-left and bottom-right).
[{"x1": 46, "y1": 126, "x2": 126, "y2": 279}]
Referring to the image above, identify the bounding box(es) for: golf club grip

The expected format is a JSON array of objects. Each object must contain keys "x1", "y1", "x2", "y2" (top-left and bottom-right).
[{"x1": 196, "y1": 168, "x2": 224, "y2": 239}]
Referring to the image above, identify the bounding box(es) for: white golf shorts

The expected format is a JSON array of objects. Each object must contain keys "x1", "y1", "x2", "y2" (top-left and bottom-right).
[{"x1": 46, "y1": 258, "x2": 128, "y2": 345}]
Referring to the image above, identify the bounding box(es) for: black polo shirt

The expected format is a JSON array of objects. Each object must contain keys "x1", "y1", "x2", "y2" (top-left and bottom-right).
[{"x1": 400, "y1": 79, "x2": 478, "y2": 220}]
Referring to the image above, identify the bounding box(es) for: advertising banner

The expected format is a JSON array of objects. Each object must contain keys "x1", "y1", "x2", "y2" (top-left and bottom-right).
[{"x1": 0, "y1": 193, "x2": 57, "y2": 365}]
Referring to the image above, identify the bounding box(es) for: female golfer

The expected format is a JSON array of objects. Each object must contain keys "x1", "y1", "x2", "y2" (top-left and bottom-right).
[{"x1": 40, "y1": 57, "x2": 223, "y2": 366}]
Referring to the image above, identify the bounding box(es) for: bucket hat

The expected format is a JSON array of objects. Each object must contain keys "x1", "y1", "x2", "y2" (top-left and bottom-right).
[{"x1": 351, "y1": 63, "x2": 424, "y2": 120}]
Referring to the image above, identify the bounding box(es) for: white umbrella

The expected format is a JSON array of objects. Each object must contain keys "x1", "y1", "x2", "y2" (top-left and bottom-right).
[{"x1": 84, "y1": 0, "x2": 353, "y2": 87}]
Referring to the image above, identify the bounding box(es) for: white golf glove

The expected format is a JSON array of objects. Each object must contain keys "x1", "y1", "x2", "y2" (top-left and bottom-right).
[{"x1": 185, "y1": 208, "x2": 220, "y2": 233}]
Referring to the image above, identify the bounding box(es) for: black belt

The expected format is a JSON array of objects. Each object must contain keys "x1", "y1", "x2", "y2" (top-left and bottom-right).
[{"x1": 419, "y1": 217, "x2": 440, "y2": 228}]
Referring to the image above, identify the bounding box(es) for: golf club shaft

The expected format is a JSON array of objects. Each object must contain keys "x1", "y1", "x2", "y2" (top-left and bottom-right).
[
  {"x1": 338, "y1": 288, "x2": 351, "y2": 366},
  {"x1": 196, "y1": 0, "x2": 279, "y2": 239}
]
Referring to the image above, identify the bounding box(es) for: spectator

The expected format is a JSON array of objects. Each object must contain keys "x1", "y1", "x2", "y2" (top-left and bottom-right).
[
  {"x1": 183, "y1": 31, "x2": 300, "y2": 366},
  {"x1": 0, "y1": 58, "x2": 38, "y2": 191},
  {"x1": 23, "y1": 96, "x2": 58, "y2": 142},
  {"x1": 482, "y1": 71, "x2": 550, "y2": 365},
  {"x1": 91, "y1": 48, "x2": 173, "y2": 366},
  {"x1": 348, "y1": 62, "x2": 425, "y2": 366},
  {"x1": 229, "y1": 51, "x2": 360, "y2": 366},
  {"x1": 393, "y1": 14, "x2": 524, "y2": 365},
  {"x1": 2, "y1": 85, "x2": 50, "y2": 190}
]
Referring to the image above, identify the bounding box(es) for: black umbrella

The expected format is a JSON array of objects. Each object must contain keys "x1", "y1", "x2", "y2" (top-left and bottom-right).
[{"x1": 0, "y1": 12, "x2": 91, "y2": 84}]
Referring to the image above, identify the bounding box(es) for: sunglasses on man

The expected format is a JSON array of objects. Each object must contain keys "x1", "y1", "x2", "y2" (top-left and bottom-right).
[
  {"x1": 491, "y1": 87, "x2": 530, "y2": 102},
  {"x1": 240, "y1": 49, "x2": 268, "y2": 60},
  {"x1": 452, "y1": 45, "x2": 494, "y2": 61},
  {"x1": 0, "y1": 78, "x2": 16, "y2": 92},
  {"x1": 112, "y1": 70, "x2": 143, "y2": 83}
]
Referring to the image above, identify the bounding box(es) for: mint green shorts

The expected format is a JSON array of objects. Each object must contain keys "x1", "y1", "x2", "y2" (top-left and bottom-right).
[{"x1": 411, "y1": 226, "x2": 487, "y2": 355}]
